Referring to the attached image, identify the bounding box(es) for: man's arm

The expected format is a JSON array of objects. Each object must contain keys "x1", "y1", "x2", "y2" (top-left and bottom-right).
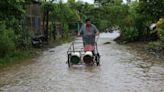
[
  {"x1": 77, "y1": 31, "x2": 80, "y2": 36},
  {"x1": 78, "y1": 24, "x2": 84, "y2": 36},
  {"x1": 93, "y1": 25, "x2": 100, "y2": 36}
]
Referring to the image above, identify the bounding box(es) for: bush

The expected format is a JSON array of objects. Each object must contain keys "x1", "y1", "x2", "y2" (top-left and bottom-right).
[
  {"x1": 121, "y1": 27, "x2": 139, "y2": 42},
  {"x1": 98, "y1": 19, "x2": 108, "y2": 31},
  {"x1": 147, "y1": 18, "x2": 164, "y2": 50},
  {"x1": 155, "y1": 18, "x2": 164, "y2": 47},
  {"x1": 0, "y1": 50, "x2": 33, "y2": 65},
  {"x1": 156, "y1": 18, "x2": 164, "y2": 29},
  {"x1": 0, "y1": 22, "x2": 15, "y2": 57},
  {"x1": 157, "y1": 29, "x2": 164, "y2": 41}
]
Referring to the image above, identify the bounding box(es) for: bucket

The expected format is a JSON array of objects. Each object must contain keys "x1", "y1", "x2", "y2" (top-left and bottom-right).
[
  {"x1": 84, "y1": 44, "x2": 94, "y2": 51},
  {"x1": 83, "y1": 51, "x2": 93, "y2": 64},
  {"x1": 70, "y1": 52, "x2": 81, "y2": 64}
]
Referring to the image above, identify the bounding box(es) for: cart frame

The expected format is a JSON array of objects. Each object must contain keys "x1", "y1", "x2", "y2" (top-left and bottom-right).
[{"x1": 67, "y1": 38, "x2": 100, "y2": 67}]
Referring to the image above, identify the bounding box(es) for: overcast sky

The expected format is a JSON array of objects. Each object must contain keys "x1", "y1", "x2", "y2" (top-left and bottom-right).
[{"x1": 62, "y1": 0, "x2": 127, "y2": 4}]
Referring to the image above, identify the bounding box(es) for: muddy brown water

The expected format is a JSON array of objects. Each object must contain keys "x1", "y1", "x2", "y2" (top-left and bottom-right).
[{"x1": 0, "y1": 32, "x2": 164, "y2": 92}]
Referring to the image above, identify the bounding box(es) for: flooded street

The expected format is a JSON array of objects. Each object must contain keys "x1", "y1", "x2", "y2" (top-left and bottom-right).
[{"x1": 0, "y1": 31, "x2": 164, "y2": 92}]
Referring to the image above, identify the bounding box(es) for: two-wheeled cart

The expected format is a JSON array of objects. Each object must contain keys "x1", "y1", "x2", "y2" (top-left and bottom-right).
[{"x1": 67, "y1": 38, "x2": 100, "y2": 67}]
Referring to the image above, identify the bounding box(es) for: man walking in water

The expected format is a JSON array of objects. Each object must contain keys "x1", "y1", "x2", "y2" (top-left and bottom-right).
[
  {"x1": 78, "y1": 18, "x2": 100, "y2": 65},
  {"x1": 78, "y1": 18, "x2": 99, "y2": 48}
]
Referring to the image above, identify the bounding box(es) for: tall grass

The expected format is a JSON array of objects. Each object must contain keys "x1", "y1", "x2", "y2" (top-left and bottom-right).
[{"x1": 0, "y1": 50, "x2": 33, "y2": 66}]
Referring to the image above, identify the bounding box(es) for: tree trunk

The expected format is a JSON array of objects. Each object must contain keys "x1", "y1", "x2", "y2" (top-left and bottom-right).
[{"x1": 44, "y1": 10, "x2": 49, "y2": 42}]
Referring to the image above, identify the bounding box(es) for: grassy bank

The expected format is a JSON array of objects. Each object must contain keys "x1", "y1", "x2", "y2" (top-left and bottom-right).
[
  {"x1": 0, "y1": 50, "x2": 34, "y2": 66},
  {"x1": 0, "y1": 35, "x2": 75, "y2": 67},
  {"x1": 126, "y1": 42, "x2": 164, "y2": 61}
]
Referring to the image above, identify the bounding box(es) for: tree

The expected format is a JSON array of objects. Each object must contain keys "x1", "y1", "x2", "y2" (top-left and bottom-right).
[
  {"x1": 41, "y1": 2, "x2": 54, "y2": 41},
  {"x1": 139, "y1": 0, "x2": 164, "y2": 21},
  {"x1": 94, "y1": 0, "x2": 122, "y2": 5},
  {"x1": 0, "y1": 0, "x2": 25, "y2": 20}
]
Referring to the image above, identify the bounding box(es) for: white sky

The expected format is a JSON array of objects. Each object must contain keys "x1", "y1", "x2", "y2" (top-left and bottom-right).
[
  {"x1": 77, "y1": 0, "x2": 94, "y2": 3},
  {"x1": 62, "y1": 0, "x2": 127, "y2": 4}
]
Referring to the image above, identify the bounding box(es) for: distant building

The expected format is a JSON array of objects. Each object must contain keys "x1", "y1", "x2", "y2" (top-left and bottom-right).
[{"x1": 25, "y1": 0, "x2": 41, "y2": 35}]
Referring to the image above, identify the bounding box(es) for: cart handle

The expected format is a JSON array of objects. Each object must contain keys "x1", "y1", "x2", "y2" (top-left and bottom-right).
[{"x1": 95, "y1": 34, "x2": 100, "y2": 42}]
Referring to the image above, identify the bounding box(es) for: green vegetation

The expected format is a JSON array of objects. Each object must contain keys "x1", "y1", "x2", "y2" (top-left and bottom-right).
[
  {"x1": 149, "y1": 18, "x2": 164, "y2": 49},
  {"x1": 103, "y1": 0, "x2": 164, "y2": 49},
  {"x1": 0, "y1": 50, "x2": 33, "y2": 66},
  {"x1": 0, "y1": 22, "x2": 15, "y2": 57},
  {"x1": 0, "y1": 0, "x2": 32, "y2": 65}
]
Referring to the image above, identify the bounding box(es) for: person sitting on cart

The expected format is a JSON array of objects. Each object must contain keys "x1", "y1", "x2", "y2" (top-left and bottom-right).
[{"x1": 78, "y1": 18, "x2": 99, "y2": 51}]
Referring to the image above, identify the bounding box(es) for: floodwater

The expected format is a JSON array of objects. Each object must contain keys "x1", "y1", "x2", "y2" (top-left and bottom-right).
[{"x1": 0, "y1": 31, "x2": 164, "y2": 92}]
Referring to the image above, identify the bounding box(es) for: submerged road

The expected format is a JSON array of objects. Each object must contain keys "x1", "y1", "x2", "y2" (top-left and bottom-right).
[{"x1": 0, "y1": 32, "x2": 164, "y2": 92}]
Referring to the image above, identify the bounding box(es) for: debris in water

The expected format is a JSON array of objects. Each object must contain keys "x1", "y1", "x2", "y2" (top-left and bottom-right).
[
  {"x1": 49, "y1": 50, "x2": 55, "y2": 52},
  {"x1": 104, "y1": 42, "x2": 111, "y2": 44}
]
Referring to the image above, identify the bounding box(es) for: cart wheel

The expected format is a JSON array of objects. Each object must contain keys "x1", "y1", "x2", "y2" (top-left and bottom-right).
[
  {"x1": 67, "y1": 54, "x2": 71, "y2": 68},
  {"x1": 95, "y1": 53, "x2": 100, "y2": 66},
  {"x1": 96, "y1": 61, "x2": 100, "y2": 66},
  {"x1": 96, "y1": 57, "x2": 100, "y2": 66}
]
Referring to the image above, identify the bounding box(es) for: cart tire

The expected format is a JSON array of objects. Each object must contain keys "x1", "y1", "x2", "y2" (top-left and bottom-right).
[
  {"x1": 67, "y1": 54, "x2": 71, "y2": 68},
  {"x1": 68, "y1": 61, "x2": 71, "y2": 68},
  {"x1": 96, "y1": 61, "x2": 100, "y2": 66},
  {"x1": 95, "y1": 53, "x2": 100, "y2": 66},
  {"x1": 96, "y1": 57, "x2": 100, "y2": 66}
]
